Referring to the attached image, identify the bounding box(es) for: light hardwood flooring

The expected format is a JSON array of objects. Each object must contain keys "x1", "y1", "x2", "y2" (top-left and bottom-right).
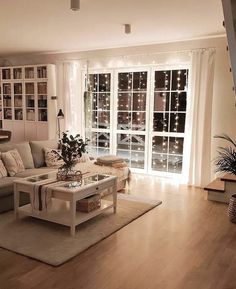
[{"x1": 0, "y1": 174, "x2": 236, "y2": 289}]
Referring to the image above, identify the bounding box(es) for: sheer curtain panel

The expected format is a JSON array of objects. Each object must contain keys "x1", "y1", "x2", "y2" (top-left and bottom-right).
[
  {"x1": 183, "y1": 48, "x2": 216, "y2": 187},
  {"x1": 56, "y1": 61, "x2": 82, "y2": 135}
]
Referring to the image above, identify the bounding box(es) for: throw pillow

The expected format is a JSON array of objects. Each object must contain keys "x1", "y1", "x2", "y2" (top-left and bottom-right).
[
  {"x1": 1, "y1": 149, "x2": 25, "y2": 176},
  {"x1": 44, "y1": 148, "x2": 64, "y2": 167},
  {"x1": 0, "y1": 159, "x2": 7, "y2": 178}
]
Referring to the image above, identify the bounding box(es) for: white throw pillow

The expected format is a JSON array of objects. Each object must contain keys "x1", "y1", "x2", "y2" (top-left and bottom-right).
[
  {"x1": 44, "y1": 148, "x2": 64, "y2": 167},
  {"x1": 1, "y1": 149, "x2": 25, "y2": 176},
  {"x1": 0, "y1": 159, "x2": 7, "y2": 178}
]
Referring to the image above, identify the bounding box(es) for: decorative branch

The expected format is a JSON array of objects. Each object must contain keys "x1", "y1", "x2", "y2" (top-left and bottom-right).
[{"x1": 53, "y1": 131, "x2": 89, "y2": 171}]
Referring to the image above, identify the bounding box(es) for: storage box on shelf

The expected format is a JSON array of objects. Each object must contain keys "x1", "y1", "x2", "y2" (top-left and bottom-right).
[
  {"x1": 76, "y1": 194, "x2": 101, "y2": 212},
  {"x1": 0, "y1": 65, "x2": 57, "y2": 142}
]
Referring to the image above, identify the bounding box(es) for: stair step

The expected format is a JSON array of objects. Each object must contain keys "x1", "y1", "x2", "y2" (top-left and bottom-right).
[
  {"x1": 204, "y1": 178, "x2": 225, "y2": 193},
  {"x1": 220, "y1": 173, "x2": 236, "y2": 183}
]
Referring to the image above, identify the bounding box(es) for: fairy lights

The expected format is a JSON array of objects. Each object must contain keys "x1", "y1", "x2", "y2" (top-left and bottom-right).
[{"x1": 86, "y1": 68, "x2": 187, "y2": 172}]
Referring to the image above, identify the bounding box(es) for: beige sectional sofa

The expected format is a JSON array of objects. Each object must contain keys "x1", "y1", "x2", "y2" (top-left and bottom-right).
[{"x1": 0, "y1": 140, "x2": 129, "y2": 213}]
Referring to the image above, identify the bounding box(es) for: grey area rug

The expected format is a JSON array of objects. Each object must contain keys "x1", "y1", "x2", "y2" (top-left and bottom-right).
[{"x1": 0, "y1": 194, "x2": 161, "y2": 266}]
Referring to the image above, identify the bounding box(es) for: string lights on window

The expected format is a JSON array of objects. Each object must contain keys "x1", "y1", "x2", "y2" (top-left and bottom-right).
[
  {"x1": 152, "y1": 69, "x2": 188, "y2": 173},
  {"x1": 116, "y1": 71, "x2": 147, "y2": 168}
]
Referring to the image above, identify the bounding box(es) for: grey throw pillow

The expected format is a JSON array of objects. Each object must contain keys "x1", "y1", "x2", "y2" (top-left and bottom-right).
[
  {"x1": 30, "y1": 140, "x2": 59, "y2": 168},
  {"x1": 0, "y1": 142, "x2": 34, "y2": 169}
]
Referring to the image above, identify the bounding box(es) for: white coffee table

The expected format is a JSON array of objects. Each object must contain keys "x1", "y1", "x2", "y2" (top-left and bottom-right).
[{"x1": 14, "y1": 172, "x2": 117, "y2": 236}]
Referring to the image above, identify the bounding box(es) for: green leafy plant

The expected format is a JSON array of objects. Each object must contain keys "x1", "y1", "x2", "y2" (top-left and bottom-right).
[
  {"x1": 54, "y1": 132, "x2": 89, "y2": 172},
  {"x1": 215, "y1": 134, "x2": 236, "y2": 175}
]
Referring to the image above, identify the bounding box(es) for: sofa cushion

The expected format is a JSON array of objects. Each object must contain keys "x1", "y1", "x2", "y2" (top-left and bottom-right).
[
  {"x1": 0, "y1": 142, "x2": 34, "y2": 169},
  {"x1": 15, "y1": 167, "x2": 57, "y2": 178},
  {"x1": 29, "y1": 140, "x2": 59, "y2": 168},
  {"x1": 0, "y1": 160, "x2": 7, "y2": 178},
  {"x1": 1, "y1": 149, "x2": 25, "y2": 176},
  {"x1": 0, "y1": 177, "x2": 18, "y2": 198}
]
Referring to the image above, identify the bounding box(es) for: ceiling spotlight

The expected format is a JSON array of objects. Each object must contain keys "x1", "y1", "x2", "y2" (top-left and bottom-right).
[
  {"x1": 71, "y1": 0, "x2": 80, "y2": 11},
  {"x1": 124, "y1": 24, "x2": 131, "y2": 34}
]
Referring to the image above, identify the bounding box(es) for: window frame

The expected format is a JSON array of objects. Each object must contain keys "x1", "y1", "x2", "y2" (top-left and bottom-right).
[
  {"x1": 147, "y1": 64, "x2": 190, "y2": 177},
  {"x1": 82, "y1": 69, "x2": 114, "y2": 157},
  {"x1": 82, "y1": 63, "x2": 190, "y2": 177}
]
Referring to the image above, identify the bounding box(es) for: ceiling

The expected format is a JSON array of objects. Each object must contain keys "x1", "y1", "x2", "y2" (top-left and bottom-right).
[{"x1": 0, "y1": 0, "x2": 225, "y2": 57}]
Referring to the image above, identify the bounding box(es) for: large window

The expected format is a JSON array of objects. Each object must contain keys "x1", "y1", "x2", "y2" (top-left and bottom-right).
[
  {"x1": 151, "y1": 69, "x2": 188, "y2": 174},
  {"x1": 116, "y1": 71, "x2": 148, "y2": 169},
  {"x1": 88, "y1": 73, "x2": 111, "y2": 156},
  {"x1": 84, "y1": 67, "x2": 188, "y2": 175}
]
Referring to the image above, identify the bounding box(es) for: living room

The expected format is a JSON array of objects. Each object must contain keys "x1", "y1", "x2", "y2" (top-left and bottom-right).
[{"x1": 0, "y1": 0, "x2": 236, "y2": 288}]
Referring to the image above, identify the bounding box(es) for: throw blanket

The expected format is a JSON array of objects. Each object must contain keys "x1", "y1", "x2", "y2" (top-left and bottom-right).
[
  {"x1": 31, "y1": 179, "x2": 65, "y2": 212},
  {"x1": 94, "y1": 161, "x2": 128, "y2": 168},
  {"x1": 31, "y1": 172, "x2": 91, "y2": 212}
]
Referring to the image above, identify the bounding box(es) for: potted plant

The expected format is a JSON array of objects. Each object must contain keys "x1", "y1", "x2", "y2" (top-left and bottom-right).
[
  {"x1": 54, "y1": 132, "x2": 89, "y2": 181},
  {"x1": 215, "y1": 134, "x2": 236, "y2": 223}
]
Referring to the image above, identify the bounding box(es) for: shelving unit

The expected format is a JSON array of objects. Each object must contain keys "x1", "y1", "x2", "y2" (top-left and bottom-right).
[
  {"x1": 0, "y1": 75, "x2": 2, "y2": 129},
  {"x1": 0, "y1": 64, "x2": 57, "y2": 142}
]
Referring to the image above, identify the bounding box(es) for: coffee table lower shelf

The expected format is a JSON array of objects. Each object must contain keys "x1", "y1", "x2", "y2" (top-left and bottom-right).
[{"x1": 18, "y1": 198, "x2": 114, "y2": 228}]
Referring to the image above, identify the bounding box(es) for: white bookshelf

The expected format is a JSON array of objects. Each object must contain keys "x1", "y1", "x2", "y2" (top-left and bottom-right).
[{"x1": 0, "y1": 64, "x2": 57, "y2": 142}]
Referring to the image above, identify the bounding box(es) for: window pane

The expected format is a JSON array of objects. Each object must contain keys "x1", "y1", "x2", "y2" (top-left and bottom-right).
[
  {"x1": 117, "y1": 133, "x2": 145, "y2": 169},
  {"x1": 153, "y1": 113, "x2": 169, "y2": 132},
  {"x1": 132, "y1": 112, "x2": 145, "y2": 131},
  {"x1": 98, "y1": 93, "x2": 110, "y2": 110},
  {"x1": 117, "y1": 134, "x2": 131, "y2": 150},
  {"x1": 133, "y1": 72, "x2": 147, "y2": 91},
  {"x1": 118, "y1": 93, "x2": 132, "y2": 111},
  {"x1": 99, "y1": 74, "x2": 110, "y2": 92},
  {"x1": 118, "y1": 73, "x2": 132, "y2": 91},
  {"x1": 131, "y1": 151, "x2": 145, "y2": 169},
  {"x1": 89, "y1": 74, "x2": 98, "y2": 92},
  {"x1": 133, "y1": 93, "x2": 146, "y2": 111},
  {"x1": 97, "y1": 148, "x2": 110, "y2": 156},
  {"x1": 117, "y1": 149, "x2": 130, "y2": 160},
  {"x1": 97, "y1": 111, "x2": 110, "y2": 129},
  {"x1": 171, "y1": 92, "x2": 187, "y2": 111},
  {"x1": 98, "y1": 132, "x2": 110, "y2": 148},
  {"x1": 155, "y1": 70, "x2": 171, "y2": 91},
  {"x1": 154, "y1": 92, "x2": 169, "y2": 111},
  {"x1": 117, "y1": 112, "x2": 131, "y2": 130},
  {"x1": 169, "y1": 137, "x2": 184, "y2": 155},
  {"x1": 168, "y1": 155, "x2": 183, "y2": 173},
  {"x1": 131, "y1": 135, "x2": 145, "y2": 151},
  {"x1": 171, "y1": 70, "x2": 188, "y2": 91},
  {"x1": 170, "y1": 113, "x2": 185, "y2": 133},
  {"x1": 90, "y1": 132, "x2": 110, "y2": 157},
  {"x1": 152, "y1": 136, "x2": 168, "y2": 154},
  {"x1": 152, "y1": 154, "x2": 168, "y2": 172}
]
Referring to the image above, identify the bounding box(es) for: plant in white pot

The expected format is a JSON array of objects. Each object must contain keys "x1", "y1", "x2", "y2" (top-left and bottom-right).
[{"x1": 215, "y1": 134, "x2": 236, "y2": 223}]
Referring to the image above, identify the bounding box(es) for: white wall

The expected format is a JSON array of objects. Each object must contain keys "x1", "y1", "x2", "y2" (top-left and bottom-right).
[{"x1": 1, "y1": 36, "x2": 235, "y2": 179}]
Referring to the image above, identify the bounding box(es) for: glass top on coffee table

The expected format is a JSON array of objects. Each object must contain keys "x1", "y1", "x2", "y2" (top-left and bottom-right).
[
  {"x1": 26, "y1": 172, "x2": 58, "y2": 183},
  {"x1": 25, "y1": 172, "x2": 111, "y2": 188}
]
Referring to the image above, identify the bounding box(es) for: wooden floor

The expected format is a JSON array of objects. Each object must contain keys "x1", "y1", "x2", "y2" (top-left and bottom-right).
[{"x1": 1, "y1": 174, "x2": 236, "y2": 289}]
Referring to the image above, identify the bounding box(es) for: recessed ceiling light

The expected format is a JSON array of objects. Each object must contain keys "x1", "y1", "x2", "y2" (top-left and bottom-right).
[
  {"x1": 71, "y1": 0, "x2": 80, "y2": 11},
  {"x1": 124, "y1": 24, "x2": 131, "y2": 34}
]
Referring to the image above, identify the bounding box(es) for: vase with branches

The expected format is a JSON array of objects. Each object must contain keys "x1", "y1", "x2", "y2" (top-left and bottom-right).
[{"x1": 54, "y1": 132, "x2": 89, "y2": 181}]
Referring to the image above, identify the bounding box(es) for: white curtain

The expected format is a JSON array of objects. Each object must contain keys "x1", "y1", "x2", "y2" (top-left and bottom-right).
[
  {"x1": 183, "y1": 48, "x2": 216, "y2": 187},
  {"x1": 56, "y1": 61, "x2": 83, "y2": 135}
]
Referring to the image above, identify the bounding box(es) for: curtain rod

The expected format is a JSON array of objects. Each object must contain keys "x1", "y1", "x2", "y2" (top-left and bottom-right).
[{"x1": 55, "y1": 47, "x2": 216, "y2": 64}]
